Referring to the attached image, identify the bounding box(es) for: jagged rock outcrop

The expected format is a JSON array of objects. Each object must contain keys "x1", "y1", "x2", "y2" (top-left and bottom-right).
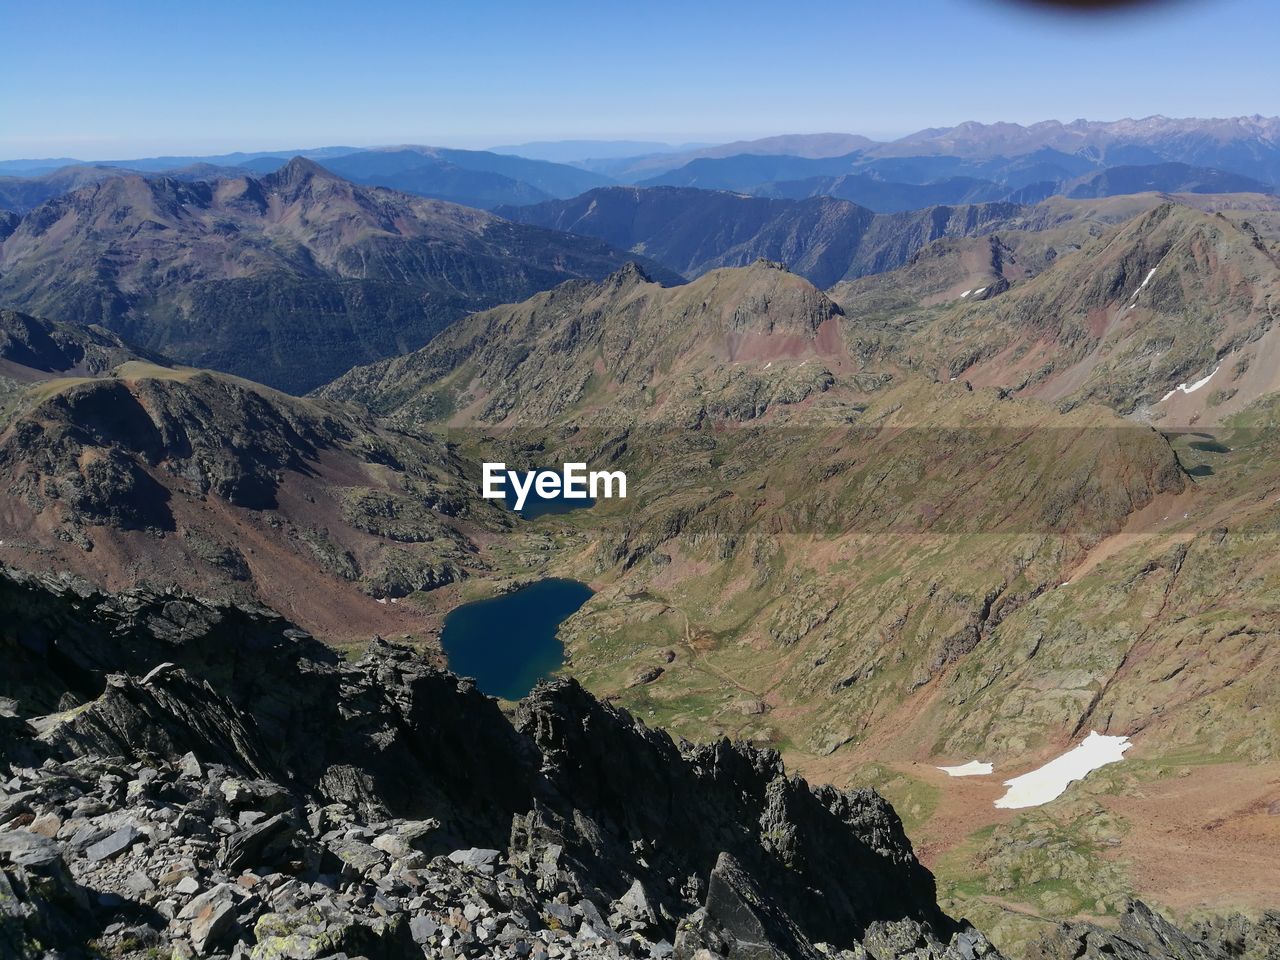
[
  {"x1": 1028, "y1": 901, "x2": 1280, "y2": 960},
  {"x1": 0, "y1": 565, "x2": 1000, "y2": 959}
]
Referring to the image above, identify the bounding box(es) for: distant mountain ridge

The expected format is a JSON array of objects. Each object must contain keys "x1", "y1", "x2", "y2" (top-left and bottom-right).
[
  {"x1": 0, "y1": 145, "x2": 618, "y2": 213},
  {"x1": 886, "y1": 115, "x2": 1280, "y2": 166},
  {"x1": 4, "y1": 117, "x2": 1277, "y2": 218},
  {"x1": 558, "y1": 116, "x2": 1280, "y2": 185},
  {"x1": 0, "y1": 158, "x2": 677, "y2": 392},
  {"x1": 318, "y1": 145, "x2": 614, "y2": 207},
  {"x1": 499, "y1": 186, "x2": 1024, "y2": 287}
]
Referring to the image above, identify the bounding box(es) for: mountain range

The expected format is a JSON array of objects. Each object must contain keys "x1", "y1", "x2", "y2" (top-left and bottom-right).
[
  {"x1": 4, "y1": 116, "x2": 1279, "y2": 218},
  {"x1": 0, "y1": 146, "x2": 612, "y2": 214},
  {"x1": 3, "y1": 119, "x2": 1280, "y2": 957},
  {"x1": 587, "y1": 117, "x2": 1280, "y2": 186},
  {"x1": 0, "y1": 158, "x2": 675, "y2": 392}
]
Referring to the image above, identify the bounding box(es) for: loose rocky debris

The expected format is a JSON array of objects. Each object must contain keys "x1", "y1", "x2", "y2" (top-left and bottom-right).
[
  {"x1": 0, "y1": 749, "x2": 1013, "y2": 960},
  {"x1": 0, "y1": 566, "x2": 1269, "y2": 959},
  {"x1": 2, "y1": 753, "x2": 669, "y2": 959}
]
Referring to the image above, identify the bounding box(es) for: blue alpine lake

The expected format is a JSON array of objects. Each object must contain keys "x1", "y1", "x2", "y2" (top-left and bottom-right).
[{"x1": 440, "y1": 578, "x2": 594, "y2": 699}]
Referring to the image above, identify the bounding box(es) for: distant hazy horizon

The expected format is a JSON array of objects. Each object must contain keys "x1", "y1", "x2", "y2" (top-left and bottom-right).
[
  {"x1": 3, "y1": 114, "x2": 1279, "y2": 169},
  {"x1": 3, "y1": 0, "x2": 1277, "y2": 161}
]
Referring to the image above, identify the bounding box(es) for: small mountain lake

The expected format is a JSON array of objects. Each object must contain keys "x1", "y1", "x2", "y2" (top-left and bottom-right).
[
  {"x1": 502, "y1": 470, "x2": 596, "y2": 520},
  {"x1": 440, "y1": 578, "x2": 593, "y2": 699}
]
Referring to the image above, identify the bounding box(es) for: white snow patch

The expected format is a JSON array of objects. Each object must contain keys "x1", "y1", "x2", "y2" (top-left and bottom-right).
[
  {"x1": 938, "y1": 760, "x2": 993, "y2": 777},
  {"x1": 1160, "y1": 364, "x2": 1221, "y2": 402},
  {"x1": 763, "y1": 361, "x2": 772, "y2": 370},
  {"x1": 1127, "y1": 267, "x2": 1159, "y2": 306},
  {"x1": 960, "y1": 290, "x2": 972, "y2": 298},
  {"x1": 971, "y1": 287, "x2": 987, "y2": 296},
  {"x1": 994, "y1": 732, "x2": 1132, "y2": 809}
]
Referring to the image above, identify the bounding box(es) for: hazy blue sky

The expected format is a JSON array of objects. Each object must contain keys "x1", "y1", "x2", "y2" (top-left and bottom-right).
[{"x1": 3, "y1": 0, "x2": 1276, "y2": 160}]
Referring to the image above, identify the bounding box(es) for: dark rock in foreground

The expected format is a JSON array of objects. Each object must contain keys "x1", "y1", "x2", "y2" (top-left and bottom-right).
[
  {"x1": 0, "y1": 566, "x2": 986, "y2": 958},
  {"x1": 0, "y1": 565, "x2": 1265, "y2": 959}
]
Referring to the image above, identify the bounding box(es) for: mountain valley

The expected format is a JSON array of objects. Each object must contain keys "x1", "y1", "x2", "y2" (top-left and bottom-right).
[
  {"x1": 311, "y1": 193, "x2": 1280, "y2": 951},
  {"x1": 4, "y1": 114, "x2": 1280, "y2": 960}
]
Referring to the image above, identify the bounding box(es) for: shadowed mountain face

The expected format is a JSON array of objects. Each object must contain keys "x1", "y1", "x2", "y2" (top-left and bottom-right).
[
  {"x1": 1061, "y1": 162, "x2": 1273, "y2": 199},
  {"x1": 0, "y1": 159, "x2": 678, "y2": 393},
  {"x1": 0, "y1": 308, "x2": 165, "y2": 378},
  {"x1": 499, "y1": 186, "x2": 1021, "y2": 287},
  {"x1": 751, "y1": 163, "x2": 1273, "y2": 213},
  {"x1": 751, "y1": 174, "x2": 1012, "y2": 212},
  {"x1": 633, "y1": 149, "x2": 1099, "y2": 196}
]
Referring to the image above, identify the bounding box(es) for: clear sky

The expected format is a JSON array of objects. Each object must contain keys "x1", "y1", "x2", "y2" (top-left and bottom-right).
[{"x1": 3, "y1": 0, "x2": 1277, "y2": 160}]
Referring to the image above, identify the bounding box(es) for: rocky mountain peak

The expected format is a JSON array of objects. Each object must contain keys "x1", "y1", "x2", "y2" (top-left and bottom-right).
[
  {"x1": 606, "y1": 260, "x2": 654, "y2": 287},
  {"x1": 261, "y1": 155, "x2": 334, "y2": 191},
  {"x1": 685, "y1": 260, "x2": 842, "y2": 338}
]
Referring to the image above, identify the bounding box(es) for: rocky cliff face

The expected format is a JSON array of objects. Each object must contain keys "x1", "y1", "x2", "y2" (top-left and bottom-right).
[{"x1": 0, "y1": 566, "x2": 1005, "y2": 959}]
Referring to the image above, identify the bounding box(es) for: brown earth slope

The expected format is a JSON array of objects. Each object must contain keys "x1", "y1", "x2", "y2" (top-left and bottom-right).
[{"x1": 0, "y1": 311, "x2": 504, "y2": 645}]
